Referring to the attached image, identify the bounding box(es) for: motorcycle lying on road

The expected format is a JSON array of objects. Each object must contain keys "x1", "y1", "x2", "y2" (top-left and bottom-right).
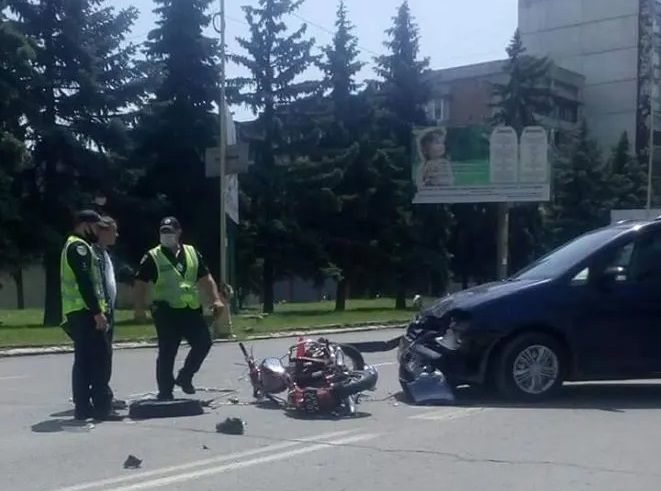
[{"x1": 238, "y1": 337, "x2": 379, "y2": 416}]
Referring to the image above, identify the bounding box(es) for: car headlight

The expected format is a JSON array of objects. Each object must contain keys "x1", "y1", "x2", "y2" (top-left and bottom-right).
[{"x1": 436, "y1": 317, "x2": 469, "y2": 351}]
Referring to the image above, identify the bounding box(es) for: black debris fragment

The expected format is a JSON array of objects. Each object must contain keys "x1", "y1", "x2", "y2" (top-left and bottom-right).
[
  {"x1": 202, "y1": 445, "x2": 209, "y2": 450},
  {"x1": 229, "y1": 396, "x2": 239, "y2": 404},
  {"x1": 123, "y1": 455, "x2": 142, "y2": 469},
  {"x1": 216, "y1": 417, "x2": 245, "y2": 435}
]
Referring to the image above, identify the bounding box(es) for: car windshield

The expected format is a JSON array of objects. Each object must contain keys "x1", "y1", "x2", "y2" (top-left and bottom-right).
[{"x1": 509, "y1": 227, "x2": 625, "y2": 281}]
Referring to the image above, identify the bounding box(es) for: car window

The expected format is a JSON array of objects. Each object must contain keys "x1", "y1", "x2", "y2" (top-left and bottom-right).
[
  {"x1": 570, "y1": 242, "x2": 634, "y2": 285},
  {"x1": 511, "y1": 227, "x2": 625, "y2": 281},
  {"x1": 628, "y1": 230, "x2": 661, "y2": 283}
]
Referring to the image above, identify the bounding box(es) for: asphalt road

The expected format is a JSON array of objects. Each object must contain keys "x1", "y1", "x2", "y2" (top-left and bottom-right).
[{"x1": 2, "y1": 328, "x2": 661, "y2": 490}]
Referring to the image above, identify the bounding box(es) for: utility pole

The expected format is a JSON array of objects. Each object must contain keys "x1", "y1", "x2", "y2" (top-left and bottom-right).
[
  {"x1": 214, "y1": 0, "x2": 233, "y2": 337},
  {"x1": 218, "y1": 0, "x2": 228, "y2": 286},
  {"x1": 647, "y1": 55, "x2": 655, "y2": 212}
]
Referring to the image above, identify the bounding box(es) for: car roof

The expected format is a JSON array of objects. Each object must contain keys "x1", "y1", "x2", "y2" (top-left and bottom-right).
[{"x1": 608, "y1": 217, "x2": 661, "y2": 232}]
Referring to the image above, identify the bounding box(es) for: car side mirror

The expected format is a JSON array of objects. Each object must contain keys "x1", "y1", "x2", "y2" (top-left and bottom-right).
[
  {"x1": 412, "y1": 294, "x2": 423, "y2": 311},
  {"x1": 597, "y1": 266, "x2": 627, "y2": 286}
]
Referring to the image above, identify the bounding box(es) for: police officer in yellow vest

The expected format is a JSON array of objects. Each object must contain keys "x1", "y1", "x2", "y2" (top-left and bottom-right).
[
  {"x1": 133, "y1": 217, "x2": 225, "y2": 400},
  {"x1": 61, "y1": 210, "x2": 122, "y2": 421}
]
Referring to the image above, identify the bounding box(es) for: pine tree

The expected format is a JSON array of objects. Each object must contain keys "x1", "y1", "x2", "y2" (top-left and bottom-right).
[
  {"x1": 609, "y1": 131, "x2": 648, "y2": 210},
  {"x1": 310, "y1": 0, "x2": 370, "y2": 311},
  {"x1": 228, "y1": 0, "x2": 318, "y2": 314},
  {"x1": 549, "y1": 120, "x2": 614, "y2": 246},
  {"x1": 318, "y1": 0, "x2": 364, "y2": 129},
  {"x1": 490, "y1": 28, "x2": 553, "y2": 273},
  {"x1": 372, "y1": 1, "x2": 451, "y2": 309},
  {"x1": 0, "y1": 3, "x2": 35, "y2": 302},
  {"x1": 130, "y1": 0, "x2": 220, "y2": 257},
  {"x1": 9, "y1": 0, "x2": 143, "y2": 325}
]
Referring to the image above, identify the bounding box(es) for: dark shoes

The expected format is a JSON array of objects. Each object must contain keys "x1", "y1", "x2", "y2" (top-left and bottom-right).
[
  {"x1": 156, "y1": 372, "x2": 196, "y2": 400},
  {"x1": 175, "y1": 373, "x2": 196, "y2": 395},
  {"x1": 74, "y1": 407, "x2": 93, "y2": 421},
  {"x1": 75, "y1": 406, "x2": 124, "y2": 422},
  {"x1": 92, "y1": 410, "x2": 124, "y2": 422}
]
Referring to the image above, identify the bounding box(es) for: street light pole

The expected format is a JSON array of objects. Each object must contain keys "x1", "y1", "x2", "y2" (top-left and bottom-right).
[{"x1": 218, "y1": 0, "x2": 228, "y2": 286}]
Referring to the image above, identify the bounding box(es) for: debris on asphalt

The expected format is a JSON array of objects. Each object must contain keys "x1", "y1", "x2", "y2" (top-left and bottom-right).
[
  {"x1": 202, "y1": 445, "x2": 209, "y2": 450},
  {"x1": 123, "y1": 455, "x2": 143, "y2": 469},
  {"x1": 229, "y1": 396, "x2": 239, "y2": 404},
  {"x1": 216, "y1": 417, "x2": 246, "y2": 435}
]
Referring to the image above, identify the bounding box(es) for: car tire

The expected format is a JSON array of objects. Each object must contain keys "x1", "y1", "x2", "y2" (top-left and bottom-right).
[
  {"x1": 128, "y1": 398, "x2": 205, "y2": 420},
  {"x1": 493, "y1": 332, "x2": 565, "y2": 402}
]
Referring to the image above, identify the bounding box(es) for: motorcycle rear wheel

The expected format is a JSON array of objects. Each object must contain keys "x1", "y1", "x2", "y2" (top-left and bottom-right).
[
  {"x1": 332, "y1": 370, "x2": 377, "y2": 399},
  {"x1": 337, "y1": 343, "x2": 365, "y2": 370}
]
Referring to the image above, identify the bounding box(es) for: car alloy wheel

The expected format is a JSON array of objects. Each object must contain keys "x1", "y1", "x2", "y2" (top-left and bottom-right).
[
  {"x1": 512, "y1": 344, "x2": 559, "y2": 395},
  {"x1": 493, "y1": 332, "x2": 566, "y2": 402}
]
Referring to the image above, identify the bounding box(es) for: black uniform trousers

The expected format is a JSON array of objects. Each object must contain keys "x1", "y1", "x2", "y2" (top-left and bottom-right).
[
  {"x1": 152, "y1": 304, "x2": 212, "y2": 396},
  {"x1": 66, "y1": 310, "x2": 113, "y2": 418}
]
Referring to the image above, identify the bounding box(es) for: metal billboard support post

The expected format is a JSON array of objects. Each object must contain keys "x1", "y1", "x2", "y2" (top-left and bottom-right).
[{"x1": 496, "y1": 202, "x2": 509, "y2": 280}]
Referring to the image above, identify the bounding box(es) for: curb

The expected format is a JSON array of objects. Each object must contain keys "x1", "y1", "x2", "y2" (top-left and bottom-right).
[{"x1": 0, "y1": 322, "x2": 407, "y2": 358}]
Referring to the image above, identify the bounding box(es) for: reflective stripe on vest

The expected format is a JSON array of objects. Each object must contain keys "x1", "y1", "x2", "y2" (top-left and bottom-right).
[
  {"x1": 60, "y1": 236, "x2": 107, "y2": 318},
  {"x1": 148, "y1": 244, "x2": 201, "y2": 309}
]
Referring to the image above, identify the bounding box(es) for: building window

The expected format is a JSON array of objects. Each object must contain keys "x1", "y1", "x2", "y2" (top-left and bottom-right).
[
  {"x1": 556, "y1": 101, "x2": 578, "y2": 123},
  {"x1": 425, "y1": 98, "x2": 449, "y2": 123}
]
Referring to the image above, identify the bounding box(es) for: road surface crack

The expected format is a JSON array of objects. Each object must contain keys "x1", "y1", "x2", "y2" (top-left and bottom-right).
[{"x1": 330, "y1": 442, "x2": 659, "y2": 477}]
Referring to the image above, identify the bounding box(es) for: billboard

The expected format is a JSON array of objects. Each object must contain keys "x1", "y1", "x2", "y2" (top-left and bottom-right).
[{"x1": 411, "y1": 125, "x2": 551, "y2": 204}]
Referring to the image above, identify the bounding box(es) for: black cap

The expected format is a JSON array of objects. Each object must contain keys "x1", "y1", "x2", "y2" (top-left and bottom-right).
[
  {"x1": 159, "y1": 216, "x2": 181, "y2": 232},
  {"x1": 73, "y1": 209, "x2": 108, "y2": 228},
  {"x1": 99, "y1": 215, "x2": 116, "y2": 227}
]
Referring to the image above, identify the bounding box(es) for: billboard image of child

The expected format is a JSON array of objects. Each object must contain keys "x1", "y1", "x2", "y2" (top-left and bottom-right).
[
  {"x1": 415, "y1": 127, "x2": 455, "y2": 187},
  {"x1": 411, "y1": 125, "x2": 491, "y2": 204}
]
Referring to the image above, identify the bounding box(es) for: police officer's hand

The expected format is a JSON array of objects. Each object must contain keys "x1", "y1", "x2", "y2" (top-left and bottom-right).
[
  {"x1": 94, "y1": 313, "x2": 109, "y2": 331},
  {"x1": 211, "y1": 300, "x2": 225, "y2": 317}
]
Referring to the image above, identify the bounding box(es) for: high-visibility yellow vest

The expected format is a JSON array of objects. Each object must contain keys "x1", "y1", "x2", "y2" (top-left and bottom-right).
[
  {"x1": 148, "y1": 244, "x2": 201, "y2": 309},
  {"x1": 60, "y1": 235, "x2": 107, "y2": 318}
]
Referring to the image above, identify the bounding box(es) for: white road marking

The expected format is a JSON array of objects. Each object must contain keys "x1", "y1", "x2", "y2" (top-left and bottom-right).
[
  {"x1": 0, "y1": 375, "x2": 27, "y2": 381},
  {"x1": 372, "y1": 362, "x2": 395, "y2": 367},
  {"x1": 53, "y1": 430, "x2": 360, "y2": 491},
  {"x1": 408, "y1": 407, "x2": 487, "y2": 421},
  {"x1": 112, "y1": 432, "x2": 381, "y2": 490}
]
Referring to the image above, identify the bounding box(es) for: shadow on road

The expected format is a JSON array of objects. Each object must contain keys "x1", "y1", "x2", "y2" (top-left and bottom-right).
[
  {"x1": 31, "y1": 418, "x2": 95, "y2": 433},
  {"x1": 49, "y1": 409, "x2": 75, "y2": 418},
  {"x1": 284, "y1": 410, "x2": 372, "y2": 421},
  {"x1": 393, "y1": 382, "x2": 661, "y2": 412}
]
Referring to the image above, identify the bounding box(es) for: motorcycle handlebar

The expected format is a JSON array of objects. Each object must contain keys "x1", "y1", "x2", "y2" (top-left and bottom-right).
[{"x1": 238, "y1": 342, "x2": 249, "y2": 358}]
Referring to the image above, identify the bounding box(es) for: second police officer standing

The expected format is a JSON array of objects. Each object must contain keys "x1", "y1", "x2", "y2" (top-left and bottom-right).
[
  {"x1": 133, "y1": 217, "x2": 225, "y2": 400},
  {"x1": 60, "y1": 210, "x2": 122, "y2": 421}
]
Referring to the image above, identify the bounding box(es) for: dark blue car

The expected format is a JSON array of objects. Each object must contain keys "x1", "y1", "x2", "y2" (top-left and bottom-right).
[{"x1": 408, "y1": 218, "x2": 661, "y2": 401}]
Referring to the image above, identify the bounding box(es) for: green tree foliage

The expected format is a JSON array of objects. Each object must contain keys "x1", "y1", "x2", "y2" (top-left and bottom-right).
[
  {"x1": 0, "y1": 3, "x2": 36, "y2": 307},
  {"x1": 228, "y1": 0, "x2": 318, "y2": 313},
  {"x1": 312, "y1": 0, "x2": 370, "y2": 311},
  {"x1": 490, "y1": 28, "x2": 553, "y2": 274},
  {"x1": 9, "y1": 0, "x2": 142, "y2": 324},
  {"x1": 548, "y1": 120, "x2": 614, "y2": 246},
  {"x1": 373, "y1": 1, "x2": 451, "y2": 308},
  {"x1": 609, "y1": 131, "x2": 648, "y2": 210},
  {"x1": 128, "y1": 0, "x2": 220, "y2": 265}
]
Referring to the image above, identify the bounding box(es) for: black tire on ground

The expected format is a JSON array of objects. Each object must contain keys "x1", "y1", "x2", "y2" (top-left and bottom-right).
[
  {"x1": 128, "y1": 398, "x2": 205, "y2": 420},
  {"x1": 332, "y1": 370, "x2": 377, "y2": 399},
  {"x1": 337, "y1": 343, "x2": 366, "y2": 370},
  {"x1": 493, "y1": 332, "x2": 566, "y2": 402}
]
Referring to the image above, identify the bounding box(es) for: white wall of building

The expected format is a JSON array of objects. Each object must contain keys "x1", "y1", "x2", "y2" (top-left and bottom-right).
[{"x1": 519, "y1": 0, "x2": 640, "y2": 150}]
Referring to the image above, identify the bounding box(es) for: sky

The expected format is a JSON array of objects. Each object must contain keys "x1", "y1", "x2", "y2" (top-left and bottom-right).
[{"x1": 114, "y1": 0, "x2": 519, "y2": 121}]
